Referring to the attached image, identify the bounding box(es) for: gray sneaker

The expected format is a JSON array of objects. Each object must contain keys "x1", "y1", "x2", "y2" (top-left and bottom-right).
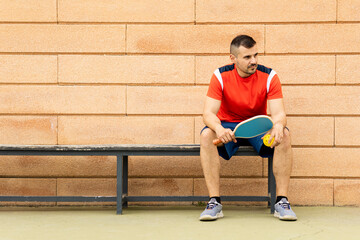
[
  {"x1": 199, "y1": 198, "x2": 224, "y2": 221},
  {"x1": 274, "y1": 198, "x2": 297, "y2": 221}
]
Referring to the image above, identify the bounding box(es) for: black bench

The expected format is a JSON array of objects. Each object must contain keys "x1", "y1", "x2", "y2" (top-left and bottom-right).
[{"x1": 0, "y1": 144, "x2": 276, "y2": 214}]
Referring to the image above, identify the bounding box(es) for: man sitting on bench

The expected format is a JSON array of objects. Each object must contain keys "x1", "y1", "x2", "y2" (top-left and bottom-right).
[{"x1": 199, "y1": 35, "x2": 297, "y2": 221}]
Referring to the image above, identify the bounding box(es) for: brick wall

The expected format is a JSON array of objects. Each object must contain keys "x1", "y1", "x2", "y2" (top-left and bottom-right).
[{"x1": 0, "y1": 0, "x2": 359, "y2": 207}]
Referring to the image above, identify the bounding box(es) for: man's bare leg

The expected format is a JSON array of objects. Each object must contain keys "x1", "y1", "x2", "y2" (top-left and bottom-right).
[
  {"x1": 272, "y1": 128, "x2": 293, "y2": 197},
  {"x1": 199, "y1": 128, "x2": 224, "y2": 221},
  {"x1": 272, "y1": 128, "x2": 297, "y2": 220},
  {"x1": 200, "y1": 128, "x2": 221, "y2": 197}
]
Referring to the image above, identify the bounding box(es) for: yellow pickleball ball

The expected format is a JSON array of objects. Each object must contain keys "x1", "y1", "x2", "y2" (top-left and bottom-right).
[{"x1": 263, "y1": 134, "x2": 274, "y2": 147}]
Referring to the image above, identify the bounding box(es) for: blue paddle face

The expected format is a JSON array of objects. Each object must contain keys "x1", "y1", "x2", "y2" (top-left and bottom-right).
[{"x1": 233, "y1": 116, "x2": 273, "y2": 138}]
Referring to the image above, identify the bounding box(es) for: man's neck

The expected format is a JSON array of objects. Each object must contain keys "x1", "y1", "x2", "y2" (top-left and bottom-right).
[{"x1": 236, "y1": 67, "x2": 252, "y2": 78}]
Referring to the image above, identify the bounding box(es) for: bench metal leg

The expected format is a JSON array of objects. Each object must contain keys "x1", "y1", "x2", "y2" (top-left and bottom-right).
[
  {"x1": 268, "y1": 157, "x2": 276, "y2": 214},
  {"x1": 116, "y1": 155, "x2": 123, "y2": 215},
  {"x1": 122, "y1": 155, "x2": 128, "y2": 208}
]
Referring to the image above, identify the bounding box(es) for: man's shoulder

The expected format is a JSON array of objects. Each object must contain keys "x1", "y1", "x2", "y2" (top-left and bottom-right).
[
  {"x1": 256, "y1": 64, "x2": 273, "y2": 75},
  {"x1": 217, "y1": 64, "x2": 235, "y2": 74}
]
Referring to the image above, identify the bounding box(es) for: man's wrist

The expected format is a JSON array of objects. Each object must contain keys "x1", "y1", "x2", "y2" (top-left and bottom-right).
[
  {"x1": 214, "y1": 124, "x2": 224, "y2": 134},
  {"x1": 274, "y1": 122, "x2": 285, "y2": 129}
]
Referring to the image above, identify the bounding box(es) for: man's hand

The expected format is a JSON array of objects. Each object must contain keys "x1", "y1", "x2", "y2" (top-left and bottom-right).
[
  {"x1": 263, "y1": 123, "x2": 284, "y2": 148},
  {"x1": 215, "y1": 125, "x2": 237, "y2": 144}
]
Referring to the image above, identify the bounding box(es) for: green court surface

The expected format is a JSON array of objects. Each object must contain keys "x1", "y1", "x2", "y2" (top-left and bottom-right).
[{"x1": 0, "y1": 206, "x2": 359, "y2": 240}]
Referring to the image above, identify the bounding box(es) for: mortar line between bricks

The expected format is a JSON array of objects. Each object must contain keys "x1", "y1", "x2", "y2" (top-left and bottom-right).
[
  {"x1": 2, "y1": 114, "x2": 360, "y2": 118},
  {"x1": 56, "y1": 0, "x2": 58, "y2": 24},
  {"x1": 56, "y1": 55, "x2": 59, "y2": 84},
  {"x1": 0, "y1": 52, "x2": 360, "y2": 56},
  {"x1": 0, "y1": 83, "x2": 201, "y2": 86},
  {"x1": 194, "y1": 56, "x2": 197, "y2": 85},
  {"x1": 3, "y1": 82, "x2": 360, "y2": 86},
  {"x1": 335, "y1": 55, "x2": 337, "y2": 85},
  {"x1": 0, "y1": 21, "x2": 359, "y2": 25},
  {"x1": 264, "y1": 24, "x2": 266, "y2": 55},
  {"x1": 195, "y1": 21, "x2": 342, "y2": 25},
  {"x1": 125, "y1": 24, "x2": 128, "y2": 54},
  {"x1": 336, "y1": 0, "x2": 339, "y2": 23},
  {"x1": 125, "y1": 85, "x2": 128, "y2": 116},
  {"x1": 194, "y1": 0, "x2": 197, "y2": 25}
]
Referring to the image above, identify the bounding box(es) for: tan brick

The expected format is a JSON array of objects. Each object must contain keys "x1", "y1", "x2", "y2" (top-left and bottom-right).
[
  {"x1": 58, "y1": 116, "x2": 194, "y2": 144},
  {"x1": 334, "y1": 179, "x2": 360, "y2": 206},
  {"x1": 283, "y1": 86, "x2": 360, "y2": 115},
  {"x1": 288, "y1": 179, "x2": 333, "y2": 205},
  {"x1": 127, "y1": 86, "x2": 207, "y2": 114},
  {"x1": 0, "y1": 86, "x2": 126, "y2": 114},
  {"x1": 0, "y1": 24, "x2": 125, "y2": 53},
  {"x1": 196, "y1": 56, "x2": 231, "y2": 85},
  {"x1": 338, "y1": 0, "x2": 360, "y2": 22},
  {"x1": 336, "y1": 55, "x2": 360, "y2": 84},
  {"x1": 0, "y1": 156, "x2": 116, "y2": 177},
  {"x1": 287, "y1": 117, "x2": 334, "y2": 146},
  {"x1": 266, "y1": 24, "x2": 360, "y2": 53},
  {"x1": 260, "y1": 56, "x2": 336, "y2": 85},
  {"x1": 127, "y1": 178, "x2": 194, "y2": 206},
  {"x1": 220, "y1": 157, "x2": 263, "y2": 177},
  {"x1": 59, "y1": 55, "x2": 194, "y2": 84},
  {"x1": 0, "y1": 178, "x2": 57, "y2": 195},
  {"x1": 57, "y1": 178, "x2": 116, "y2": 196},
  {"x1": 196, "y1": 55, "x2": 336, "y2": 85},
  {"x1": 0, "y1": 55, "x2": 57, "y2": 83},
  {"x1": 0, "y1": 178, "x2": 56, "y2": 206},
  {"x1": 129, "y1": 178, "x2": 193, "y2": 196},
  {"x1": 57, "y1": 178, "x2": 116, "y2": 206},
  {"x1": 0, "y1": 0, "x2": 56, "y2": 22},
  {"x1": 59, "y1": 0, "x2": 194, "y2": 23},
  {"x1": 127, "y1": 25, "x2": 264, "y2": 54},
  {"x1": 0, "y1": 116, "x2": 57, "y2": 144},
  {"x1": 196, "y1": 0, "x2": 336, "y2": 23},
  {"x1": 129, "y1": 156, "x2": 201, "y2": 177},
  {"x1": 194, "y1": 178, "x2": 267, "y2": 197},
  {"x1": 291, "y1": 148, "x2": 360, "y2": 178},
  {"x1": 129, "y1": 155, "x2": 262, "y2": 178},
  {"x1": 335, "y1": 117, "x2": 360, "y2": 146}
]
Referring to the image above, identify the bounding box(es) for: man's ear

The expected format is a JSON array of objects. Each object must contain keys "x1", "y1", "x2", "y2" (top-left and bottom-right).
[{"x1": 230, "y1": 54, "x2": 236, "y2": 63}]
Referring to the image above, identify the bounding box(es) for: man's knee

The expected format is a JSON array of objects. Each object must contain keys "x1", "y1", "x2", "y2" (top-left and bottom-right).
[
  {"x1": 200, "y1": 128, "x2": 217, "y2": 146},
  {"x1": 279, "y1": 128, "x2": 292, "y2": 150}
]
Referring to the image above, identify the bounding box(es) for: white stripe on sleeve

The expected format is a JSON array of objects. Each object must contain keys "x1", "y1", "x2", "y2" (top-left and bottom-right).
[
  {"x1": 267, "y1": 70, "x2": 277, "y2": 93},
  {"x1": 214, "y1": 69, "x2": 224, "y2": 91}
]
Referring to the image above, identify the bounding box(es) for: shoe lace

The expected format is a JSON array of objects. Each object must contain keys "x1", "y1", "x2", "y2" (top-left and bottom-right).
[
  {"x1": 280, "y1": 201, "x2": 291, "y2": 210},
  {"x1": 206, "y1": 202, "x2": 217, "y2": 210}
]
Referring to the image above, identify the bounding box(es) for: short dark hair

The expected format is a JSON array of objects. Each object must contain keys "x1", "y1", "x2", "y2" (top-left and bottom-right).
[{"x1": 230, "y1": 35, "x2": 256, "y2": 56}]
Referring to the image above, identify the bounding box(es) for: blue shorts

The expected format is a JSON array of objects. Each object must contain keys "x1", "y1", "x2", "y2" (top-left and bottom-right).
[{"x1": 201, "y1": 121, "x2": 275, "y2": 160}]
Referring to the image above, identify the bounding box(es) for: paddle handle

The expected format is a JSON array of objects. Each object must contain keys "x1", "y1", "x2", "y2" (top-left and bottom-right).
[{"x1": 213, "y1": 138, "x2": 222, "y2": 145}]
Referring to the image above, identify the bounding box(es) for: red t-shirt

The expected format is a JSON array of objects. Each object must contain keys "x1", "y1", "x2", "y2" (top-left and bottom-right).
[{"x1": 207, "y1": 64, "x2": 283, "y2": 122}]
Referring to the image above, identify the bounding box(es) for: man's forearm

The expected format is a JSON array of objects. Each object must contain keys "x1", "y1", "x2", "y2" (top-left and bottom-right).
[
  {"x1": 272, "y1": 112, "x2": 287, "y2": 128},
  {"x1": 203, "y1": 112, "x2": 223, "y2": 134}
]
